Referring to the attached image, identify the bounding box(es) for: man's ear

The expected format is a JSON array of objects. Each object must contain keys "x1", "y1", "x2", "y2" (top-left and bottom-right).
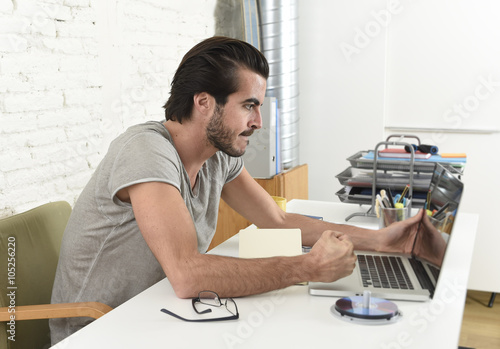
[{"x1": 193, "y1": 92, "x2": 214, "y2": 116}]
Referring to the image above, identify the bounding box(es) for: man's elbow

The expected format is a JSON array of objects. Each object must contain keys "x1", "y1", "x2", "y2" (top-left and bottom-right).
[{"x1": 168, "y1": 271, "x2": 199, "y2": 299}]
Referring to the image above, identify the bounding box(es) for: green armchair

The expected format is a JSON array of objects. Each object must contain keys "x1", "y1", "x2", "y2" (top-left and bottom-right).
[{"x1": 0, "y1": 201, "x2": 112, "y2": 349}]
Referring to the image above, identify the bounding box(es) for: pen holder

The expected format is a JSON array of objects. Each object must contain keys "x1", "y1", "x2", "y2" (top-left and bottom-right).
[
  {"x1": 379, "y1": 207, "x2": 406, "y2": 228},
  {"x1": 428, "y1": 214, "x2": 453, "y2": 234}
]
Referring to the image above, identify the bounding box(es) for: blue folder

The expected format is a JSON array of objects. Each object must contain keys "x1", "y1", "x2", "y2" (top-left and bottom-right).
[{"x1": 363, "y1": 151, "x2": 466, "y2": 164}]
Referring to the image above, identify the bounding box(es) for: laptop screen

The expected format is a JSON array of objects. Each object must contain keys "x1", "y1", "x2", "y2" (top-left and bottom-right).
[{"x1": 411, "y1": 163, "x2": 464, "y2": 267}]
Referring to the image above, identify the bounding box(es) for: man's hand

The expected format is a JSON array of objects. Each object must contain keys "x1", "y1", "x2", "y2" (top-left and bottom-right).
[
  {"x1": 307, "y1": 230, "x2": 356, "y2": 282},
  {"x1": 413, "y1": 213, "x2": 447, "y2": 266},
  {"x1": 377, "y1": 209, "x2": 425, "y2": 254}
]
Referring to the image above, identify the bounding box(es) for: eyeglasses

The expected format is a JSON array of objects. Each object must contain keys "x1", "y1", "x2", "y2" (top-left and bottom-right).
[{"x1": 161, "y1": 291, "x2": 239, "y2": 322}]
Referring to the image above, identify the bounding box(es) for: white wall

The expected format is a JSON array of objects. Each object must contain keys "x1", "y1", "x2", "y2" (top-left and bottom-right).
[
  {"x1": 299, "y1": 0, "x2": 388, "y2": 202},
  {"x1": 0, "y1": 0, "x2": 102, "y2": 215},
  {"x1": 0, "y1": 0, "x2": 217, "y2": 216},
  {"x1": 384, "y1": 0, "x2": 500, "y2": 132}
]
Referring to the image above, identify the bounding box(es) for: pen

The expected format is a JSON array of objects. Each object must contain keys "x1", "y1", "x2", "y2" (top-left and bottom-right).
[
  {"x1": 397, "y1": 185, "x2": 410, "y2": 204},
  {"x1": 433, "y1": 202, "x2": 450, "y2": 220},
  {"x1": 425, "y1": 189, "x2": 431, "y2": 210},
  {"x1": 380, "y1": 189, "x2": 392, "y2": 209},
  {"x1": 386, "y1": 188, "x2": 395, "y2": 208},
  {"x1": 382, "y1": 197, "x2": 392, "y2": 209},
  {"x1": 443, "y1": 212, "x2": 453, "y2": 233}
]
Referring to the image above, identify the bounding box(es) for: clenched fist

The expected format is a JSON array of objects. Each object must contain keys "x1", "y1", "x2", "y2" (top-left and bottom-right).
[{"x1": 306, "y1": 230, "x2": 356, "y2": 282}]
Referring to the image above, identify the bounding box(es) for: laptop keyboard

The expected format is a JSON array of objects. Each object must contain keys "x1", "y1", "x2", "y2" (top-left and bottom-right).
[
  {"x1": 358, "y1": 255, "x2": 414, "y2": 290},
  {"x1": 428, "y1": 264, "x2": 440, "y2": 281},
  {"x1": 409, "y1": 258, "x2": 436, "y2": 291}
]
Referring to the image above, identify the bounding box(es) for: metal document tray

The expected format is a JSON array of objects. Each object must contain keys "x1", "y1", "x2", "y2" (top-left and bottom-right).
[
  {"x1": 336, "y1": 187, "x2": 372, "y2": 205},
  {"x1": 336, "y1": 167, "x2": 433, "y2": 191},
  {"x1": 347, "y1": 151, "x2": 464, "y2": 174},
  {"x1": 336, "y1": 187, "x2": 426, "y2": 207}
]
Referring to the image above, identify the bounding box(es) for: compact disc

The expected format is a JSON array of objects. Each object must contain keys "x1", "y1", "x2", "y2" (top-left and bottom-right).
[{"x1": 334, "y1": 296, "x2": 399, "y2": 320}]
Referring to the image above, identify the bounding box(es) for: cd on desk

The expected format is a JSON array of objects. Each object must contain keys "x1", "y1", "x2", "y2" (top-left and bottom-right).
[{"x1": 331, "y1": 292, "x2": 401, "y2": 325}]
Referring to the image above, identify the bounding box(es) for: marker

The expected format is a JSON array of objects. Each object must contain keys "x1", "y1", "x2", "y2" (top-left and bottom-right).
[
  {"x1": 394, "y1": 202, "x2": 405, "y2": 221},
  {"x1": 419, "y1": 144, "x2": 439, "y2": 155}
]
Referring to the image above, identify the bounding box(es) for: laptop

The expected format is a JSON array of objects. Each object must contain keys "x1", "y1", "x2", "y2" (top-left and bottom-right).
[{"x1": 309, "y1": 163, "x2": 464, "y2": 301}]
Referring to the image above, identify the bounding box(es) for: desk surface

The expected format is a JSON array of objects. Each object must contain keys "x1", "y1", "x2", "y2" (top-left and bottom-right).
[{"x1": 52, "y1": 200, "x2": 478, "y2": 349}]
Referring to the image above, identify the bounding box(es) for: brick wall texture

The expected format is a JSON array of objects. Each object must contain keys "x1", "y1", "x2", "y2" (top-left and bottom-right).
[{"x1": 0, "y1": 0, "x2": 217, "y2": 216}]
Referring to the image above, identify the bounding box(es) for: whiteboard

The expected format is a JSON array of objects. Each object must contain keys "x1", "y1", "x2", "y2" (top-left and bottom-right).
[{"x1": 385, "y1": 0, "x2": 500, "y2": 132}]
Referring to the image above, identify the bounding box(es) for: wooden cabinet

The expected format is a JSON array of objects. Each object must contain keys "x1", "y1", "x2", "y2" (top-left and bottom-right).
[{"x1": 208, "y1": 164, "x2": 308, "y2": 250}]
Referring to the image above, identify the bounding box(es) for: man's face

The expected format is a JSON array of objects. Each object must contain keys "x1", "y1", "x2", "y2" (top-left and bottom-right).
[{"x1": 206, "y1": 69, "x2": 267, "y2": 157}]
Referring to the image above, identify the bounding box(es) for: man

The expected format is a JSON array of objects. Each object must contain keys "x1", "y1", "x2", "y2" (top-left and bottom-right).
[{"x1": 50, "y1": 36, "x2": 422, "y2": 344}]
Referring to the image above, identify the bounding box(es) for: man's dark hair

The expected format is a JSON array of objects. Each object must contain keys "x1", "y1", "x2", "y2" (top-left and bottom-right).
[{"x1": 163, "y1": 36, "x2": 269, "y2": 123}]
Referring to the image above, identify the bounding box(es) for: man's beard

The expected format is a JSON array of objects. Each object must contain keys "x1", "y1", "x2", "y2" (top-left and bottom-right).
[{"x1": 206, "y1": 105, "x2": 254, "y2": 157}]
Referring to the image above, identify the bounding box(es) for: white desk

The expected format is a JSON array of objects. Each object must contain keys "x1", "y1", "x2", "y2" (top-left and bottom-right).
[{"x1": 52, "y1": 200, "x2": 478, "y2": 349}]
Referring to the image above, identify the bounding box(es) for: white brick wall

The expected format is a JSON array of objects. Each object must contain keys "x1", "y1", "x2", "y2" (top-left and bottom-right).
[{"x1": 0, "y1": 0, "x2": 217, "y2": 216}]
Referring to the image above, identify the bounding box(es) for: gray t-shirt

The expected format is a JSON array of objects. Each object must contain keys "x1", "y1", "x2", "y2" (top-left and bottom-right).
[{"x1": 50, "y1": 121, "x2": 243, "y2": 344}]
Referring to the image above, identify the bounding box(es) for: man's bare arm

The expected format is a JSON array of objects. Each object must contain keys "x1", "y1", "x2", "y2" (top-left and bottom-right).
[
  {"x1": 221, "y1": 168, "x2": 422, "y2": 253},
  {"x1": 221, "y1": 168, "x2": 381, "y2": 250},
  {"x1": 125, "y1": 181, "x2": 356, "y2": 299}
]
